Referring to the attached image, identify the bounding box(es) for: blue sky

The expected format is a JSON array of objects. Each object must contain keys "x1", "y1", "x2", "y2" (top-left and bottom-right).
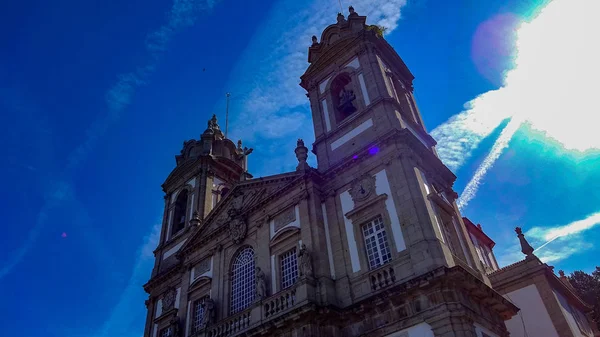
[{"x1": 1, "y1": 0, "x2": 598, "y2": 336}]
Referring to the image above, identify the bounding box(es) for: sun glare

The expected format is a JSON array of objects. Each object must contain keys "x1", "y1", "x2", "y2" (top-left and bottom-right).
[{"x1": 505, "y1": 0, "x2": 600, "y2": 151}]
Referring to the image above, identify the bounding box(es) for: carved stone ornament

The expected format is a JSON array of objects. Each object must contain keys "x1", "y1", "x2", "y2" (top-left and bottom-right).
[
  {"x1": 162, "y1": 287, "x2": 177, "y2": 311},
  {"x1": 273, "y1": 207, "x2": 296, "y2": 232},
  {"x1": 228, "y1": 217, "x2": 248, "y2": 244},
  {"x1": 349, "y1": 174, "x2": 376, "y2": 203},
  {"x1": 298, "y1": 244, "x2": 314, "y2": 278},
  {"x1": 255, "y1": 267, "x2": 267, "y2": 299},
  {"x1": 201, "y1": 298, "x2": 216, "y2": 328}
]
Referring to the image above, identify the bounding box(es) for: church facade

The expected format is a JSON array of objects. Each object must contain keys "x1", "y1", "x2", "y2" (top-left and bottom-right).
[{"x1": 142, "y1": 8, "x2": 519, "y2": 337}]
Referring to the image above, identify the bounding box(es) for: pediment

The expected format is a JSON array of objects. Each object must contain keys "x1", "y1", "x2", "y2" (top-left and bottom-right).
[{"x1": 178, "y1": 172, "x2": 305, "y2": 257}]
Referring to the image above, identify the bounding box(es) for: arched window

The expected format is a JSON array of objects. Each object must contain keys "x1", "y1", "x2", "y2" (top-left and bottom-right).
[
  {"x1": 230, "y1": 247, "x2": 255, "y2": 313},
  {"x1": 330, "y1": 73, "x2": 357, "y2": 123},
  {"x1": 172, "y1": 189, "x2": 188, "y2": 236}
]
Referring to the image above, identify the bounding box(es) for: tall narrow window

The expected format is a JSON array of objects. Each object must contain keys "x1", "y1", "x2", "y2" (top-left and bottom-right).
[
  {"x1": 280, "y1": 248, "x2": 298, "y2": 289},
  {"x1": 172, "y1": 189, "x2": 188, "y2": 236},
  {"x1": 231, "y1": 247, "x2": 256, "y2": 313},
  {"x1": 362, "y1": 216, "x2": 392, "y2": 269},
  {"x1": 191, "y1": 297, "x2": 206, "y2": 333}
]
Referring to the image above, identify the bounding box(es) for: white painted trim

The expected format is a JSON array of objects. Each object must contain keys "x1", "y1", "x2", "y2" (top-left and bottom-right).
[
  {"x1": 156, "y1": 299, "x2": 163, "y2": 317},
  {"x1": 452, "y1": 217, "x2": 473, "y2": 268},
  {"x1": 383, "y1": 322, "x2": 434, "y2": 337},
  {"x1": 322, "y1": 99, "x2": 331, "y2": 132},
  {"x1": 168, "y1": 209, "x2": 174, "y2": 238},
  {"x1": 375, "y1": 169, "x2": 407, "y2": 252},
  {"x1": 175, "y1": 287, "x2": 181, "y2": 309},
  {"x1": 398, "y1": 112, "x2": 429, "y2": 148},
  {"x1": 474, "y1": 323, "x2": 499, "y2": 337},
  {"x1": 163, "y1": 239, "x2": 187, "y2": 260},
  {"x1": 270, "y1": 204, "x2": 301, "y2": 239},
  {"x1": 358, "y1": 73, "x2": 370, "y2": 106},
  {"x1": 185, "y1": 300, "x2": 191, "y2": 337},
  {"x1": 321, "y1": 203, "x2": 336, "y2": 279},
  {"x1": 376, "y1": 55, "x2": 394, "y2": 98},
  {"x1": 331, "y1": 118, "x2": 373, "y2": 150},
  {"x1": 319, "y1": 76, "x2": 331, "y2": 94},
  {"x1": 187, "y1": 177, "x2": 196, "y2": 188},
  {"x1": 271, "y1": 255, "x2": 276, "y2": 292},
  {"x1": 189, "y1": 193, "x2": 195, "y2": 220},
  {"x1": 340, "y1": 191, "x2": 361, "y2": 272},
  {"x1": 345, "y1": 56, "x2": 360, "y2": 69}
]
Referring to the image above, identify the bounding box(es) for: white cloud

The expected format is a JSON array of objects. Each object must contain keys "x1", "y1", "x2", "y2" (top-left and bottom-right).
[
  {"x1": 431, "y1": 0, "x2": 600, "y2": 209},
  {"x1": 93, "y1": 223, "x2": 161, "y2": 337},
  {"x1": 456, "y1": 117, "x2": 521, "y2": 209},
  {"x1": 225, "y1": 0, "x2": 407, "y2": 146},
  {"x1": 495, "y1": 212, "x2": 600, "y2": 267}
]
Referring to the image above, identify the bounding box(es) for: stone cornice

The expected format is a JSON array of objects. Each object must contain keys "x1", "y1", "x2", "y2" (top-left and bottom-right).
[
  {"x1": 144, "y1": 262, "x2": 184, "y2": 294},
  {"x1": 319, "y1": 129, "x2": 455, "y2": 185}
]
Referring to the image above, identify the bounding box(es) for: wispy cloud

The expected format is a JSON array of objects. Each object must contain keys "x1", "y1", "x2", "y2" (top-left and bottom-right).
[
  {"x1": 432, "y1": 0, "x2": 600, "y2": 208},
  {"x1": 457, "y1": 117, "x2": 521, "y2": 209},
  {"x1": 93, "y1": 223, "x2": 161, "y2": 337},
  {"x1": 496, "y1": 211, "x2": 600, "y2": 266},
  {"x1": 225, "y1": 0, "x2": 407, "y2": 175},
  {"x1": 1, "y1": 0, "x2": 217, "y2": 280}
]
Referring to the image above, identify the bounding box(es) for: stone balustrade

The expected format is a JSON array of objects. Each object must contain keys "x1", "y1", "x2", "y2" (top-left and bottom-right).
[
  {"x1": 263, "y1": 286, "x2": 297, "y2": 318},
  {"x1": 369, "y1": 265, "x2": 396, "y2": 291},
  {"x1": 206, "y1": 308, "x2": 252, "y2": 337}
]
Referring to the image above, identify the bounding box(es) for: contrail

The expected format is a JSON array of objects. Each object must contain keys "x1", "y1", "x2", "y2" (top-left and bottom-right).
[{"x1": 457, "y1": 118, "x2": 523, "y2": 209}]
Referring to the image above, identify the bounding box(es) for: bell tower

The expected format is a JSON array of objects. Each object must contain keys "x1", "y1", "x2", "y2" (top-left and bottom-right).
[
  {"x1": 300, "y1": 6, "x2": 437, "y2": 171},
  {"x1": 151, "y1": 114, "x2": 253, "y2": 277},
  {"x1": 301, "y1": 6, "x2": 489, "y2": 283}
]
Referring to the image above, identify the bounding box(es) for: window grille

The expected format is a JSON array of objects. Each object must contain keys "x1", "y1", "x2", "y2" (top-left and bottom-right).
[
  {"x1": 159, "y1": 326, "x2": 173, "y2": 337},
  {"x1": 280, "y1": 248, "x2": 298, "y2": 289},
  {"x1": 230, "y1": 247, "x2": 255, "y2": 313},
  {"x1": 191, "y1": 297, "x2": 206, "y2": 333},
  {"x1": 362, "y1": 216, "x2": 392, "y2": 269}
]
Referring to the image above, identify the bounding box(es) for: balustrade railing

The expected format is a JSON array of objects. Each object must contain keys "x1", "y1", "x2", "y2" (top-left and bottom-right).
[
  {"x1": 370, "y1": 266, "x2": 396, "y2": 291},
  {"x1": 263, "y1": 287, "x2": 297, "y2": 318},
  {"x1": 207, "y1": 308, "x2": 251, "y2": 337}
]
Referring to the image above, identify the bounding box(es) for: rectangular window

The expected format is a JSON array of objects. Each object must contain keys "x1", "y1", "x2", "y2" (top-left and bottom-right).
[
  {"x1": 160, "y1": 327, "x2": 173, "y2": 337},
  {"x1": 362, "y1": 216, "x2": 392, "y2": 269},
  {"x1": 191, "y1": 298, "x2": 205, "y2": 333},
  {"x1": 280, "y1": 248, "x2": 298, "y2": 289}
]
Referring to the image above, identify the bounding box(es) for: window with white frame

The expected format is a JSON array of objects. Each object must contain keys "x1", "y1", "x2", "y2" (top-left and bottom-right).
[
  {"x1": 280, "y1": 248, "x2": 298, "y2": 289},
  {"x1": 159, "y1": 326, "x2": 173, "y2": 337},
  {"x1": 362, "y1": 216, "x2": 392, "y2": 269},
  {"x1": 230, "y1": 247, "x2": 256, "y2": 313},
  {"x1": 191, "y1": 297, "x2": 206, "y2": 333}
]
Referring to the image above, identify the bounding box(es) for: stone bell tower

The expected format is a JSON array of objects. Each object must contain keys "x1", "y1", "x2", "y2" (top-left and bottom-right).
[
  {"x1": 150, "y1": 114, "x2": 253, "y2": 278},
  {"x1": 300, "y1": 6, "x2": 436, "y2": 171}
]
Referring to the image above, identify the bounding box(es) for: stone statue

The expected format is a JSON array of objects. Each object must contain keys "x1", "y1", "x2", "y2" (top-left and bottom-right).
[
  {"x1": 169, "y1": 316, "x2": 181, "y2": 337},
  {"x1": 295, "y1": 139, "x2": 309, "y2": 171},
  {"x1": 311, "y1": 35, "x2": 318, "y2": 46},
  {"x1": 201, "y1": 298, "x2": 216, "y2": 327},
  {"x1": 338, "y1": 87, "x2": 357, "y2": 115},
  {"x1": 298, "y1": 244, "x2": 313, "y2": 278},
  {"x1": 236, "y1": 139, "x2": 253, "y2": 174},
  {"x1": 256, "y1": 267, "x2": 267, "y2": 299}
]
